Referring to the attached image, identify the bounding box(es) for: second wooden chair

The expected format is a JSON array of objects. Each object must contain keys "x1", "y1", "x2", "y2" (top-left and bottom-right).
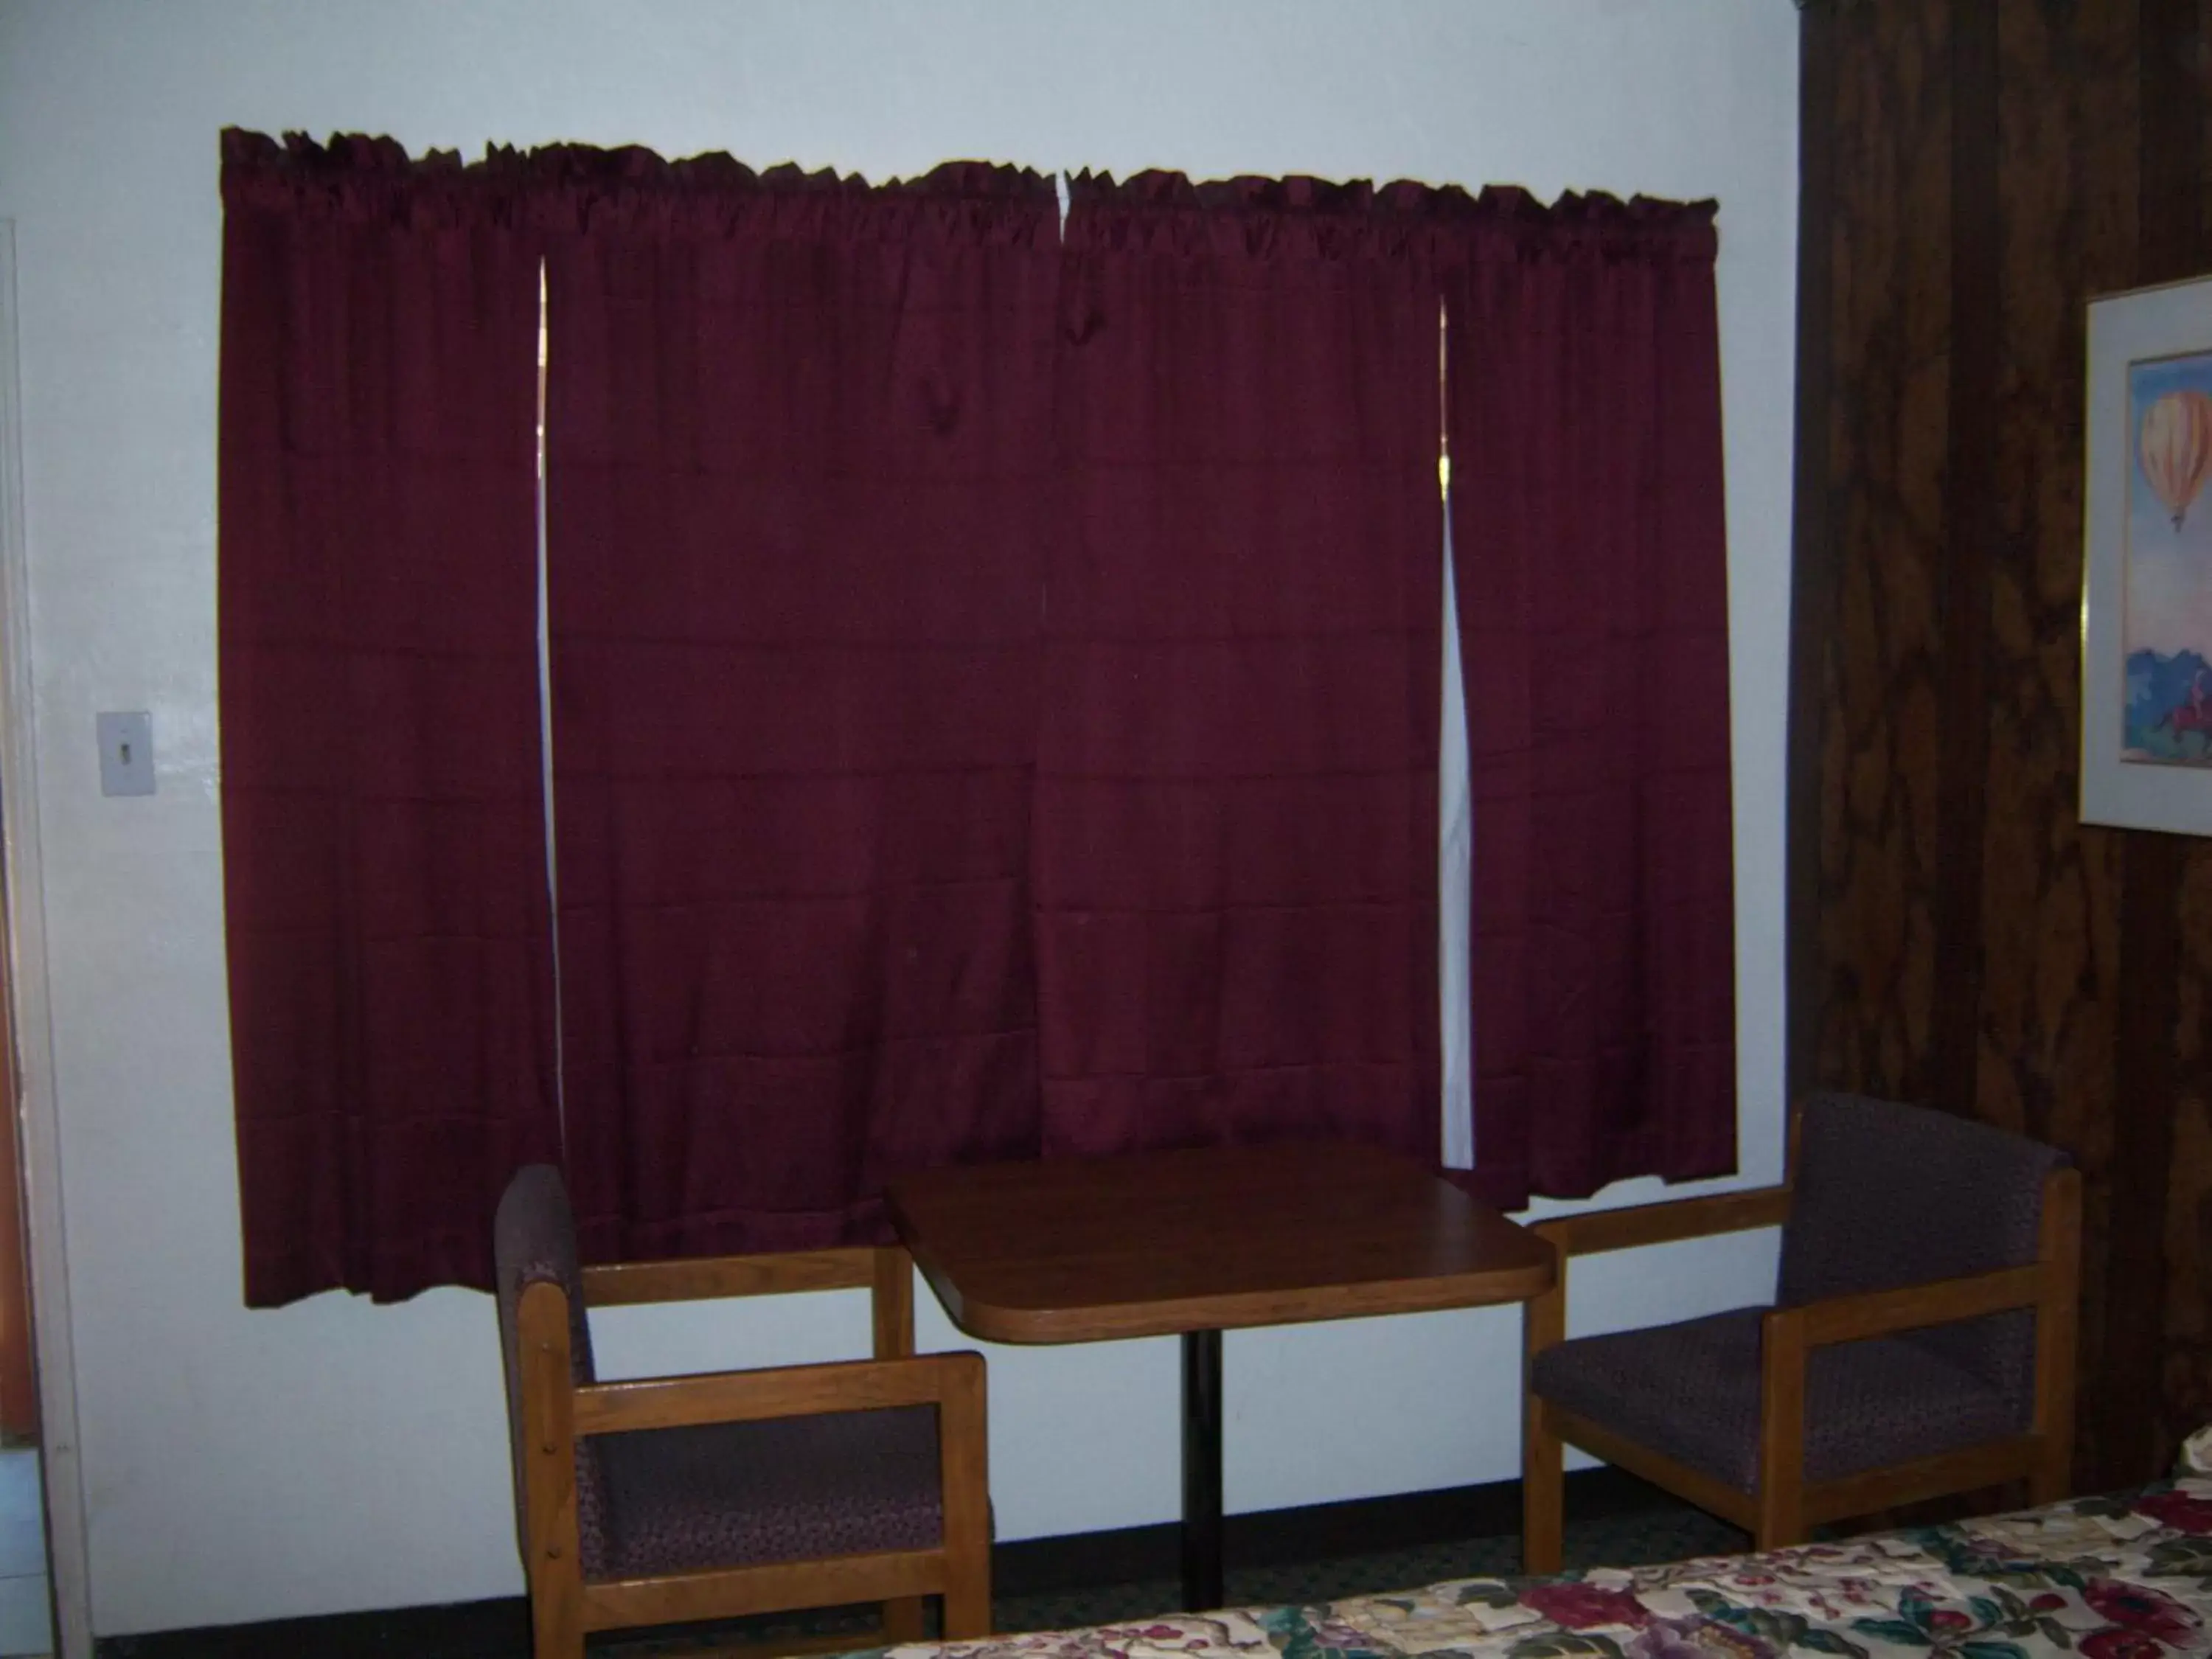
[{"x1": 1523, "y1": 1093, "x2": 2080, "y2": 1568}]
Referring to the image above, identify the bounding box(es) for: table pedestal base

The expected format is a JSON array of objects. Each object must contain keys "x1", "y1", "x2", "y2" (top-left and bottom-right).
[{"x1": 1181, "y1": 1328, "x2": 1223, "y2": 1610}]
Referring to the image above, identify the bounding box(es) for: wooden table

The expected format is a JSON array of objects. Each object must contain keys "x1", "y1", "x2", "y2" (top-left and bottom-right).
[{"x1": 886, "y1": 1141, "x2": 1555, "y2": 1612}]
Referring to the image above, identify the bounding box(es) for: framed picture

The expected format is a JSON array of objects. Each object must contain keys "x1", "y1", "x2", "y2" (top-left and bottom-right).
[{"x1": 2081, "y1": 275, "x2": 2212, "y2": 835}]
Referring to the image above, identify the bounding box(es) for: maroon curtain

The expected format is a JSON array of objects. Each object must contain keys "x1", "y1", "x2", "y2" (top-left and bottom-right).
[
  {"x1": 1442, "y1": 189, "x2": 1737, "y2": 1207},
  {"x1": 1035, "y1": 174, "x2": 1444, "y2": 1160},
  {"x1": 540, "y1": 155, "x2": 1059, "y2": 1260},
  {"x1": 219, "y1": 132, "x2": 558, "y2": 1304}
]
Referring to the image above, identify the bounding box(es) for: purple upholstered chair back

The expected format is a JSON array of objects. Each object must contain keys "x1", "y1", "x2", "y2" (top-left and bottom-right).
[
  {"x1": 1778, "y1": 1094, "x2": 2065, "y2": 1405},
  {"x1": 493, "y1": 1164, "x2": 602, "y2": 1567}
]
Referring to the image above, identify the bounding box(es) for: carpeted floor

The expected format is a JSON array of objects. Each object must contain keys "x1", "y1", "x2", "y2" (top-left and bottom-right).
[
  {"x1": 93, "y1": 1498, "x2": 1750, "y2": 1657},
  {"x1": 600, "y1": 1506, "x2": 1750, "y2": 1657}
]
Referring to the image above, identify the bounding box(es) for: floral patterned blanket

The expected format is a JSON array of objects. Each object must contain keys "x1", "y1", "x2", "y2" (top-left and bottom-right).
[{"x1": 897, "y1": 1484, "x2": 2212, "y2": 1659}]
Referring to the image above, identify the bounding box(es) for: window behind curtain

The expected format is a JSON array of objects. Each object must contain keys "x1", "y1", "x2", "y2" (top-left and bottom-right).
[{"x1": 218, "y1": 139, "x2": 1736, "y2": 1298}]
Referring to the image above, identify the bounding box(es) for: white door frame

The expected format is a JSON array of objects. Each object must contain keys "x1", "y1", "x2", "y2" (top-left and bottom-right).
[{"x1": 0, "y1": 217, "x2": 94, "y2": 1659}]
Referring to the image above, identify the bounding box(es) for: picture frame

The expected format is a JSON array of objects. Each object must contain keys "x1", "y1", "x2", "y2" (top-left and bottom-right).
[{"x1": 2081, "y1": 274, "x2": 2212, "y2": 835}]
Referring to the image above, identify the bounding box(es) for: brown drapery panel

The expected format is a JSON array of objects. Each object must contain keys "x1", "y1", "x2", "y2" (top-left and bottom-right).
[
  {"x1": 219, "y1": 131, "x2": 558, "y2": 1304},
  {"x1": 1033, "y1": 173, "x2": 1445, "y2": 1160},
  {"x1": 538, "y1": 153, "x2": 1060, "y2": 1260},
  {"x1": 1441, "y1": 188, "x2": 1738, "y2": 1208}
]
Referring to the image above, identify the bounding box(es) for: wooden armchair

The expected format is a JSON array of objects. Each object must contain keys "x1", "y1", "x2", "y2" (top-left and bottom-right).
[
  {"x1": 1522, "y1": 1094, "x2": 2080, "y2": 1571},
  {"x1": 494, "y1": 1166, "x2": 992, "y2": 1659}
]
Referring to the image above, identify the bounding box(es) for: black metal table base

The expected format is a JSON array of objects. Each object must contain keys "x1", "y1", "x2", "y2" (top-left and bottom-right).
[{"x1": 1181, "y1": 1328, "x2": 1225, "y2": 1610}]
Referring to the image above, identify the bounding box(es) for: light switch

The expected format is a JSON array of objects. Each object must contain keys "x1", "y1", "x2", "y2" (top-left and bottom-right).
[{"x1": 97, "y1": 711, "x2": 154, "y2": 797}]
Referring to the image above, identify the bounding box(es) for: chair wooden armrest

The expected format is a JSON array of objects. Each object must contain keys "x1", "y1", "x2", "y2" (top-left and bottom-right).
[
  {"x1": 583, "y1": 1247, "x2": 884, "y2": 1307},
  {"x1": 1780, "y1": 1263, "x2": 2044, "y2": 1349},
  {"x1": 574, "y1": 1351, "x2": 983, "y2": 1437},
  {"x1": 1531, "y1": 1185, "x2": 1792, "y2": 1259},
  {"x1": 582, "y1": 1245, "x2": 917, "y2": 1360}
]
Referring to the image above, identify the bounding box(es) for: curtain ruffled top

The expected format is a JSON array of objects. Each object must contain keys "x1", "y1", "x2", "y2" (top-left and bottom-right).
[
  {"x1": 220, "y1": 128, "x2": 540, "y2": 226},
  {"x1": 518, "y1": 147, "x2": 1056, "y2": 246},
  {"x1": 1430, "y1": 183, "x2": 1719, "y2": 265}
]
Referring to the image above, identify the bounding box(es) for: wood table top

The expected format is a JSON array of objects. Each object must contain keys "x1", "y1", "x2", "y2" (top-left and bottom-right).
[{"x1": 886, "y1": 1141, "x2": 1555, "y2": 1344}]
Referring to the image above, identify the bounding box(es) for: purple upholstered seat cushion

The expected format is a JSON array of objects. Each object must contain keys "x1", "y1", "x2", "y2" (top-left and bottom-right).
[
  {"x1": 1531, "y1": 1307, "x2": 2025, "y2": 1493},
  {"x1": 585, "y1": 1406, "x2": 943, "y2": 1579}
]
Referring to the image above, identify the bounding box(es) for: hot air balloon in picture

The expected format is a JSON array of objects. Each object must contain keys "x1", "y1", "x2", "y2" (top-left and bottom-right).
[{"x1": 2138, "y1": 386, "x2": 2212, "y2": 529}]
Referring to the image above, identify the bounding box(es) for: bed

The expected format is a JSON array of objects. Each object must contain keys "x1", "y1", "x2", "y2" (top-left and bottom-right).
[{"x1": 888, "y1": 1481, "x2": 2212, "y2": 1659}]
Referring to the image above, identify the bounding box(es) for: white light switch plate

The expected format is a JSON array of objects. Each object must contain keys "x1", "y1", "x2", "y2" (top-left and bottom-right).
[{"x1": 97, "y1": 711, "x2": 154, "y2": 796}]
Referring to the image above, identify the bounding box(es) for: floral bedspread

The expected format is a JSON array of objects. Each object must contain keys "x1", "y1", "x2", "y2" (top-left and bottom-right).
[{"x1": 897, "y1": 1484, "x2": 2212, "y2": 1659}]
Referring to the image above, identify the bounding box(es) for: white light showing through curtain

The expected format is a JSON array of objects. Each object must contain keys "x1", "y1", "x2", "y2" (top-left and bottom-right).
[
  {"x1": 535, "y1": 258, "x2": 567, "y2": 1154},
  {"x1": 1439, "y1": 299, "x2": 1473, "y2": 1171}
]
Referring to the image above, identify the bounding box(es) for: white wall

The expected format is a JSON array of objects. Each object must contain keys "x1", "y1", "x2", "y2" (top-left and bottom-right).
[{"x1": 0, "y1": 0, "x2": 1799, "y2": 1638}]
